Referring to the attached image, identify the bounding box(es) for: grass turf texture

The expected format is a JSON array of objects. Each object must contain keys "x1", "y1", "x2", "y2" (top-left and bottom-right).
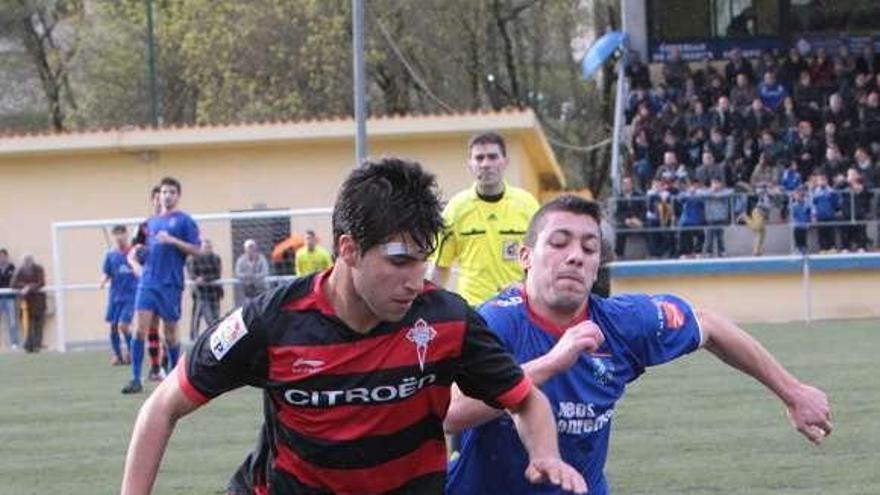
[{"x1": 0, "y1": 319, "x2": 877, "y2": 494}]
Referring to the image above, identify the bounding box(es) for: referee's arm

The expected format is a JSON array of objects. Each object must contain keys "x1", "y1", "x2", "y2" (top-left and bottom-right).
[{"x1": 120, "y1": 367, "x2": 202, "y2": 495}]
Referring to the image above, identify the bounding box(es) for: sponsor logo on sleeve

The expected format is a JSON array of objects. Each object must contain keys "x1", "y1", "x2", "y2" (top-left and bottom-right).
[
  {"x1": 209, "y1": 308, "x2": 248, "y2": 361},
  {"x1": 654, "y1": 299, "x2": 685, "y2": 330}
]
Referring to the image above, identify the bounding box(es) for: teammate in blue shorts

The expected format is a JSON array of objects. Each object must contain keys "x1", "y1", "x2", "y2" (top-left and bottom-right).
[
  {"x1": 101, "y1": 225, "x2": 137, "y2": 365},
  {"x1": 445, "y1": 195, "x2": 832, "y2": 495},
  {"x1": 122, "y1": 177, "x2": 202, "y2": 394}
]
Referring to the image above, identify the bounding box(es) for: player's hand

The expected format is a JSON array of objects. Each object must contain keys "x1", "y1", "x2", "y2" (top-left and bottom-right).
[
  {"x1": 525, "y1": 457, "x2": 588, "y2": 494},
  {"x1": 156, "y1": 231, "x2": 174, "y2": 244},
  {"x1": 785, "y1": 382, "x2": 832, "y2": 445},
  {"x1": 545, "y1": 321, "x2": 605, "y2": 374}
]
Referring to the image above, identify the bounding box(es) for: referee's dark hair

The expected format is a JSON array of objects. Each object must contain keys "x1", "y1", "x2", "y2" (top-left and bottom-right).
[
  {"x1": 468, "y1": 131, "x2": 507, "y2": 157},
  {"x1": 332, "y1": 157, "x2": 444, "y2": 256},
  {"x1": 524, "y1": 195, "x2": 603, "y2": 248}
]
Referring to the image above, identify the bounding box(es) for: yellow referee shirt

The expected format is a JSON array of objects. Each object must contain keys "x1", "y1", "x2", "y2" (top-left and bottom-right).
[
  {"x1": 433, "y1": 184, "x2": 539, "y2": 306},
  {"x1": 295, "y1": 246, "x2": 333, "y2": 276}
]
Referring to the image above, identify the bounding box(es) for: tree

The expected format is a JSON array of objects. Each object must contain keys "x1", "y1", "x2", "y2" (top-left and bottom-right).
[{"x1": 1, "y1": 0, "x2": 82, "y2": 130}]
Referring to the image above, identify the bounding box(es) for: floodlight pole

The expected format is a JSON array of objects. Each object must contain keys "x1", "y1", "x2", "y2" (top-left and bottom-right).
[
  {"x1": 609, "y1": 0, "x2": 628, "y2": 196},
  {"x1": 145, "y1": 0, "x2": 161, "y2": 127},
  {"x1": 352, "y1": 0, "x2": 368, "y2": 166}
]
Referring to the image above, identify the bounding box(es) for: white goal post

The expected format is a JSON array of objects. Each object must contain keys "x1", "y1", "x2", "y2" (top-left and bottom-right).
[{"x1": 50, "y1": 207, "x2": 333, "y2": 352}]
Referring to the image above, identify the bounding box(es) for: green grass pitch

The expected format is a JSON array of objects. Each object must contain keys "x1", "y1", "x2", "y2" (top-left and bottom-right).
[{"x1": 0, "y1": 319, "x2": 877, "y2": 494}]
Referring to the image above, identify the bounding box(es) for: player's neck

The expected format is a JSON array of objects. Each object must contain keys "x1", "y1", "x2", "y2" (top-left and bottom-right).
[
  {"x1": 526, "y1": 290, "x2": 587, "y2": 332},
  {"x1": 325, "y1": 265, "x2": 380, "y2": 334},
  {"x1": 475, "y1": 182, "x2": 505, "y2": 198}
]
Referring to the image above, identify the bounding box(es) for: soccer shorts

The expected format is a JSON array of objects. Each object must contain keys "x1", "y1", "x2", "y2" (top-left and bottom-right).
[
  {"x1": 135, "y1": 286, "x2": 183, "y2": 323},
  {"x1": 105, "y1": 300, "x2": 135, "y2": 325}
]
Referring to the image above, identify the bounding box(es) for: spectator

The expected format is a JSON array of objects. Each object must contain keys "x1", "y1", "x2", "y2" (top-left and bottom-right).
[
  {"x1": 760, "y1": 130, "x2": 787, "y2": 164},
  {"x1": 663, "y1": 47, "x2": 690, "y2": 91},
  {"x1": 790, "y1": 186, "x2": 812, "y2": 254},
  {"x1": 853, "y1": 147, "x2": 879, "y2": 188},
  {"x1": 711, "y1": 96, "x2": 741, "y2": 136},
  {"x1": 645, "y1": 178, "x2": 677, "y2": 258},
  {"x1": 704, "y1": 178, "x2": 733, "y2": 257},
  {"x1": 730, "y1": 73, "x2": 757, "y2": 112},
  {"x1": 740, "y1": 200, "x2": 770, "y2": 256},
  {"x1": 743, "y1": 98, "x2": 774, "y2": 136},
  {"x1": 0, "y1": 249, "x2": 20, "y2": 350},
  {"x1": 856, "y1": 44, "x2": 880, "y2": 77},
  {"x1": 677, "y1": 179, "x2": 706, "y2": 258},
  {"x1": 859, "y1": 91, "x2": 880, "y2": 145},
  {"x1": 794, "y1": 71, "x2": 823, "y2": 118},
  {"x1": 737, "y1": 133, "x2": 762, "y2": 175},
  {"x1": 780, "y1": 159, "x2": 804, "y2": 193},
  {"x1": 695, "y1": 150, "x2": 729, "y2": 186},
  {"x1": 791, "y1": 120, "x2": 822, "y2": 178},
  {"x1": 631, "y1": 129, "x2": 656, "y2": 191},
  {"x1": 625, "y1": 50, "x2": 652, "y2": 90},
  {"x1": 654, "y1": 150, "x2": 679, "y2": 182},
  {"x1": 186, "y1": 238, "x2": 223, "y2": 341},
  {"x1": 840, "y1": 177, "x2": 872, "y2": 252},
  {"x1": 822, "y1": 145, "x2": 850, "y2": 180},
  {"x1": 681, "y1": 77, "x2": 704, "y2": 105},
  {"x1": 613, "y1": 177, "x2": 646, "y2": 258},
  {"x1": 684, "y1": 99, "x2": 712, "y2": 136},
  {"x1": 295, "y1": 230, "x2": 333, "y2": 276},
  {"x1": 809, "y1": 48, "x2": 834, "y2": 88},
  {"x1": 810, "y1": 172, "x2": 841, "y2": 252},
  {"x1": 821, "y1": 121, "x2": 852, "y2": 159},
  {"x1": 780, "y1": 48, "x2": 808, "y2": 93},
  {"x1": 12, "y1": 254, "x2": 45, "y2": 353},
  {"x1": 235, "y1": 239, "x2": 269, "y2": 301},
  {"x1": 824, "y1": 93, "x2": 857, "y2": 139},
  {"x1": 705, "y1": 126, "x2": 733, "y2": 165},
  {"x1": 684, "y1": 127, "x2": 707, "y2": 169},
  {"x1": 755, "y1": 50, "x2": 779, "y2": 83},
  {"x1": 706, "y1": 74, "x2": 729, "y2": 107},
  {"x1": 750, "y1": 151, "x2": 783, "y2": 216},
  {"x1": 778, "y1": 96, "x2": 801, "y2": 143},
  {"x1": 758, "y1": 71, "x2": 788, "y2": 112},
  {"x1": 724, "y1": 48, "x2": 755, "y2": 86}
]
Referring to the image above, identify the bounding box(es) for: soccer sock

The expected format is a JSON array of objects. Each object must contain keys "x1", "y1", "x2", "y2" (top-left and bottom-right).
[
  {"x1": 147, "y1": 328, "x2": 160, "y2": 368},
  {"x1": 110, "y1": 326, "x2": 122, "y2": 360},
  {"x1": 131, "y1": 338, "x2": 145, "y2": 382},
  {"x1": 167, "y1": 343, "x2": 181, "y2": 371}
]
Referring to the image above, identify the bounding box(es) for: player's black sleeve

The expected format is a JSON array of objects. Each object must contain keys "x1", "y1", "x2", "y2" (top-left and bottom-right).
[
  {"x1": 181, "y1": 296, "x2": 271, "y2": 404},
  {"x1": 453, "y1": 309, "x2": 531, "y2": 410}
]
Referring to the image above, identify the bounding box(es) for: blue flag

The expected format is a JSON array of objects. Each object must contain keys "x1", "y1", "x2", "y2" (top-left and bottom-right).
[{"x1": 581, "y1": 31, "x2": 628, "y2": 80}]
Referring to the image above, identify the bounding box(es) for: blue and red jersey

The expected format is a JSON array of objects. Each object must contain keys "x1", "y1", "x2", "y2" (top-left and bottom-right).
[{"x1": 447, "y1": 285, "x2": 703, "y2": 495}]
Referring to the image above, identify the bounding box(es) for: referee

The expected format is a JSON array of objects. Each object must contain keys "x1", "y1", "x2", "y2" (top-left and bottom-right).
[
  {"x1": 431, "y1": 132, "x2": 540, "y2": 307},
  {"x1": 121, "y1": 158, "x2": 586, "y2": 495}
]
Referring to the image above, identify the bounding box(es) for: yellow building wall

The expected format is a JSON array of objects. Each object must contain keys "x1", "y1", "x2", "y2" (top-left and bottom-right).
[
  {"x1": 612, "y1": 271, "x2": 880, "y2": 323},
  {"x1": 0, "y1": 132, "x2": 544, "y2": 348}
]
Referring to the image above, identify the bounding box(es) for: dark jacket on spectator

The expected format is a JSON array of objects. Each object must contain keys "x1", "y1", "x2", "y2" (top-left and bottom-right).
[
  {"x1": 12, "y1": 263, "x2": 46, "y2": 314},
  {"x1": 0, "y1": 262, "x2": 15, "y2": 300}
]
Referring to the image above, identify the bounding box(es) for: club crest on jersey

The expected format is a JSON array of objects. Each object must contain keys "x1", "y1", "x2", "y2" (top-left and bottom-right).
[
  {"x1": 210, "y1": 308, "x2": 248, "y2": 361},
  {"x1": 406, "y1": 318, "x2": 437, "y2": 372},
  {"x1": 655, "y1": 299, "x2": 685, "y2": 330}
]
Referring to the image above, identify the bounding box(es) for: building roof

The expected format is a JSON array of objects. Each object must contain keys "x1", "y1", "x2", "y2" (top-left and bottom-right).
[{"x1": 0, "y1": 108, "x2": 565, "y2": 187}]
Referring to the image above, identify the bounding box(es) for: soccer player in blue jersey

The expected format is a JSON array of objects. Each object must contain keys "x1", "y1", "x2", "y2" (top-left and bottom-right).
[
  {"x1": 122, "y1": 177, "x2": 202, "y2": 394},
  {"x1": 445, "y1": 195, "x2": 832, "y2": 495},
  {"x1": 100, "y1": 225, "x2": 137, "y2": 365}
]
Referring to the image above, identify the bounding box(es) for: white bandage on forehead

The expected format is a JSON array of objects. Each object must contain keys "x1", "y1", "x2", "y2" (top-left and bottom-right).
[{"x1": 381, "y1": 241, "x2": 422, "y2": 257}]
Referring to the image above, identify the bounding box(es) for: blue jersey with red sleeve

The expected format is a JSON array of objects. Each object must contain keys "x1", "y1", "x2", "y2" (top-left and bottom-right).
[
  {"x1": 103, "y1": 249, "x2": 137, "y2": 304},
  {"x1": 139, "y1": 211, "x2": 199, "y2": 288},
  {"x1": 446, "y1": 285, "x2": 704, "y2": 495}
]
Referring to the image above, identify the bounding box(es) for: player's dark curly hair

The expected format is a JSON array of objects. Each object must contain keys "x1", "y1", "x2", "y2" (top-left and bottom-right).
[
  {"x1": 524, "y1": 195, "x2": 603, "y2": 247},
  {"x1": 332, "y1": 157, "x2": 444, "y2": 256}
]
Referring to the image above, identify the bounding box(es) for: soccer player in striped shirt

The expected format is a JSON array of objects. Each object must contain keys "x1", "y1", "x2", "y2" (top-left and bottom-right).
[
  {"x1": 444, "y1": 195, "x2": 832, "y2": 495},
  {"x1": 121, "y1": 158, "x2": 586, "y2": 495}
]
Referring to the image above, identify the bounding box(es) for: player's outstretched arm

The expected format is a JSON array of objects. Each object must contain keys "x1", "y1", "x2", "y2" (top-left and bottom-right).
[
  {"x1": 510, "y1": 386, "x2": 588, "y2": 494},
  {"x1": 698, "y1": 309, "x2": 832, "y2": 445},
  {"x1": 445, "y1": 321, "x2": 604, "y2": 433},
  {"x1": 120, "y1": 367, "x2": 202, "y2": 495}
]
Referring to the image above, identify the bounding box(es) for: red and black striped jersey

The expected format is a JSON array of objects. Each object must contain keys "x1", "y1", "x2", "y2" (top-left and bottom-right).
[{"x1": 180, "y1": 270, "x2": 531, "y2": 495}]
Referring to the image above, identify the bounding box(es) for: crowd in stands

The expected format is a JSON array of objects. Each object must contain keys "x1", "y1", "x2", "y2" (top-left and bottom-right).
[{"x1": 616, "y1": 45, "x2": 880, "y2": 258}]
